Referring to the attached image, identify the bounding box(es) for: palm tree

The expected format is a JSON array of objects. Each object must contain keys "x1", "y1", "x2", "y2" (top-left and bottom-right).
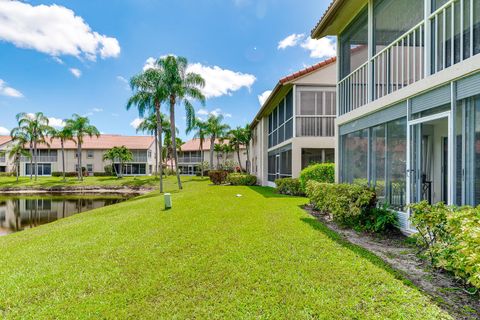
[
  {"x1": 3, "y1": 141, "x2": 30, "y2": 182},
  {"x1": 128, "y1": 68, "x2": 167, "y2": 193},
  {"x1": 11, "y1": 112, "x2": 51, "y2": 181},
  {"x1": 222, "y1": 143, "x2": 234, "y2": 166},
  {"x1": 156, "y1": 55, "x2": 206, "y2": 190},
  {"x1": 214, "y1": 143, "x2": 223, "y2": 169},
  {"x1": 103, "y1": 146, "x2": 133, "y2": 178},
  {"x1": 205, "y1": 114, "x2": 230, "y2": 170},
  {"x1": 136, "y1": 113, "x2": 170, "y2": 176},
  {"x1": 49, "y1": 126, "x2": 75, "y2": 181},
  {"x1": 228, "y1": 127, "x2": 245, "y2": 172},
  {"x1": 242, "y1": 124, "x2": 253, "y2": 174},
  {"x1": 65, "y1": 114, "x2": 100, "y2": 181},
  {"x1": 187, "y1": 118, "x2": 208, "y2": 177}
]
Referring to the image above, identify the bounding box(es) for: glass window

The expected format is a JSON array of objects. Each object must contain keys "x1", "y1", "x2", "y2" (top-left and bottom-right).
[
  {"x1": 87, "y1": 150, "x2": 94, "y2": 159},
  {"x1": 339, "y1": 7, "x2": 369, "y2": 79},
  {"x1": 278, "y1": 101, "x2": 285, "y2": 124},
  {"x1": 386, "y1": 118, "x2": 407, "y2": 211},
  {"x1": 299, "y1": 92, "x2": 316, "y2": 115},
  {"x1": 374, "y1": 0, "x2": 424, "y2": 54},
  {"x1": 273, "y1": 108, "x2": 278, "y2": 130},
  {"x1": 285, "y1": 90, "x2": 293, "y2": 119},
  {"x1": 371, "y1": 124, "x2": 386, "y2": 200},
  {"x1": 341, "y1": 129, "x2": 368, "y2": 184},
  {"x1": 284, "y1": 119, "x2": 293, "y2": 141},
  {"x1": 87, "y1": 164, "x2": 93, "y2": 173},
  {"x1": 325, "y1": 149, "x2": 335, "y2": 162}
]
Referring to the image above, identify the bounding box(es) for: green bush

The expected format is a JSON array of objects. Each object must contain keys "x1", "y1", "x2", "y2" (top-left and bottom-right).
[
  {"x1": 410, "y1": 201, "x2": 480, "y2": 289},
  {"x1": 0, "y1": 172, "x2": 15, "y2": 177},
  {"x1": 93, "y1": 172, "x2": 114, "y2": 177},
  {"x1": 208, "y1": 170, "x2": 228, "y2": 185},
  {"x1": 305, "y1": 181, "x2": 376, "y2": 228},
  {"x1": 299, "y1": 163, "x2": 335, "y2": 191},
  {"x1": 361, "y1": 203, "x2": 398, "y2": 233},
  {"x1": 227, "y1": 173, "x2": 257, "y2": 186},
  {"x1": 52, "y1": 172, "x2": 78, "y2": 177},
  {"x1": 275, "y1": 178, "x2": 304, "y2": 196}
]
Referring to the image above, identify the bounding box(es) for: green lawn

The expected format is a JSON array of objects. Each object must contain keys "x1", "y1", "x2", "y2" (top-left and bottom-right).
[
  {"x1": 0, "y1": 175, "x2": 188, "y2": 190},
  {"x1": 0, "y1": 177, "x2": 451, "y2": 319}
]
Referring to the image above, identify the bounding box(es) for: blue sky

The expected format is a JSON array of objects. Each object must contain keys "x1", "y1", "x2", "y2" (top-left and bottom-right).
[{"x1": 0, "y1": 0, "x2": 335, "y2": 139}]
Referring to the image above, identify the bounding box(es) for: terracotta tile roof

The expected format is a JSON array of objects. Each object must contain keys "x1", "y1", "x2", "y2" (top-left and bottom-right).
[
  {"x1": 181, "y1": 138, "x2": 245, "y2": 152},
  {"x1": 311, "y1": 0, "x2": 338, "y2": 38},
  {"x1": 35, "y1": 134, "x2": 154, "y2": 150},
  {"x1": 279, "y1": 56, "x2": 336, "y2": 84},
  {"x1": 0, "y1": 136, "x2": 12, "y2": 147}
]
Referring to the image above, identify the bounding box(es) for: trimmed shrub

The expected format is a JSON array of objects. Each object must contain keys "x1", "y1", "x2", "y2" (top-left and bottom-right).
[
  {"x1": 299, "y1": 163, "x2": 335, "y2": 191},
  {"x1": 208, "y1": 170, "x2": 228, "y2": 185},
  {"x1": 410, "y1": 201, "x2": 480, "y2": 289},
  {"x1": 93, "y1": 172, "x2": 114, "y2": 177},
  {"x1": 0, "y1": 172, "x2": 15, "y2": 177},
  {"x1": 227, "y1": 173, "x2": 257, "y2": 186},
  {"x1": 52, "y1": 172, "x2": 78, "y2": 177},
  {"x1": 360, "y1": 203, "x2": 398, "y2": 233},
  {"x1": 275, "y1": 178, "x2": 304, "y2": 196},
  {"x1": 305, "y1": 181, "x2": 376, "y2": 228}
]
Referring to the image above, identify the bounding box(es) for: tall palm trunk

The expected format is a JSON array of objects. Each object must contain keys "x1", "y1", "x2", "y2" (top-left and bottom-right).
[
  {"x1": 61, "y1": 140, "x2": 66, "y2": 182},
  {"x1": 34, "y1": 139, "x2": 38, "y2": 181},
  {"x1": 209, "y1": 137, "x2": 215, "y2": 170},
  {"x1": 16, "y1": 157, "x2": 19, "y2": 182},
  {"x1": 237, "y1": 148, "x2": 243, "y2": 172},
  {"x1": 169, "y1": 99, "x2": 182, "y2": 189},
  {"x1": 155, "y1": 103, "x2": 164, "y2": 193},
  {"x1": 29, "y1": 142, "x2": 33, "y2": 180},
  {"x1": 246, "y1": 144, "x2": 250, "y2": 174},
  {"x1": 77, "y1": 142, "x2": 83, "y2": 181},
  {"x1": 200, "y1": 140, "x2": 204, "y2": 178},
  {"x1": 154, "y1": 127, "x2": 158, "y2": 175}
]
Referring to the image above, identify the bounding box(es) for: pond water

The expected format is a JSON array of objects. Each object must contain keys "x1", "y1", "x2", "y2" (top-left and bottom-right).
[{"x1": 0, "y1": 194, "x2": 134, "y2": 236}]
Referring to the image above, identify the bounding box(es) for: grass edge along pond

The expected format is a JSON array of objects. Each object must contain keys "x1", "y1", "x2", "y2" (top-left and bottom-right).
[{"x1": 0, "y1": 177, "x2": 452, "y2": 319}]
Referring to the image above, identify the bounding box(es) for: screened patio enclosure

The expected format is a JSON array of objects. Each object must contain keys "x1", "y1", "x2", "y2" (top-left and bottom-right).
[{"x1": 339, "y1": 72, "x2": 480, "y2": 231}]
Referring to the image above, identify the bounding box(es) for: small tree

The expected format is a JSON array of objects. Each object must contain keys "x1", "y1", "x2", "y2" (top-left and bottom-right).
[
  {"x1": 103, "y1": 146, "x2": 133, "y2": 178},
  {"x1": 3, "y1": 142, "x2": 30, "y2": 182},
  {"x1": 49, "y1": 126, "x2": 75, "y2": 182}
]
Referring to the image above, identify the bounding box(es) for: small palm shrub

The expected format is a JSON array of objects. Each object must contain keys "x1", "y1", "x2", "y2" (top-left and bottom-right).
[
  {"x1": 275, "y1": 178, "x2": 304, "y2": 196},
  {"x1": 299, "y1": 163, "x2": 335, "y2": 191},
  {"x1": 208, "y1": 170, "x2": 228, "y2": 185},
  {"x1": 227, "y1": 173, "x2": 256, "y2": 186}
]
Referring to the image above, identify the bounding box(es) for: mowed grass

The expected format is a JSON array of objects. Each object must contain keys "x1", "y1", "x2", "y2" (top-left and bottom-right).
[
  {"x1": 0, "y1": 175, "x2": 188, "y2": 190},
  {"x1": 0, "y1": 178, "x2": 451, "y2": 319}
]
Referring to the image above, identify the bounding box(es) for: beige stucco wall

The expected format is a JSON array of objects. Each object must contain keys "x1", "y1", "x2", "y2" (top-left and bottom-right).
[{"x1": 291, "y1": 137, "x2": 336, "y2": 178}]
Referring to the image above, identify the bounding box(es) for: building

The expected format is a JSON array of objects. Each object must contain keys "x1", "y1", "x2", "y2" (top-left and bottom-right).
[
  {"x1": 312, "y1": 0, "x2": 480, "y2": 232},
  {"x1": 0, "y1": 136, "x2": 13, "y2": 173},
  {"x1": 250, "y1": 59, "x2": 340, "y2": 186},
  {"x1": 0, "y1": 134, "x2": 157, "y2": 176},
  {"x1": 178, "y1": 139, "x2": 247, "y2": 175}
]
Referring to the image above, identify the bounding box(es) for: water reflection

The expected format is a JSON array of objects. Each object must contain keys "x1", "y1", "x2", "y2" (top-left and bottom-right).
[{"x1": 0, "y1": 194, "x2": 131, "y2": 236}]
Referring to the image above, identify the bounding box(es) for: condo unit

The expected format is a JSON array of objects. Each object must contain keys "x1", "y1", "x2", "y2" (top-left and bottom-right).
[{"x1": 313, "y1": 0, "x2": 480, "y2": 232}]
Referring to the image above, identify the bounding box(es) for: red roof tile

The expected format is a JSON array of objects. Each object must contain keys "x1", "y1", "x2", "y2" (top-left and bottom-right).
[
  {"x1": 279, "y1": 57, "x2": 337, "y2": 84},
  {"x1": 181, "y1": 138, "x2": 245, "y2": 152},
  {"x1": 0, "y1": 136, "x2": 12, "y2": 147},
  {"x1": 34, "y1": 134, "x2": 154, "y2": 150}
]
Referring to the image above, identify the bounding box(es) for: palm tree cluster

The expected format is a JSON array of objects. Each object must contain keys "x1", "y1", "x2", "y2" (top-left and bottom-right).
[
  {"x1": 127, "y1": 55, "x2": 205, "y2": 192},
  {"x1": 10, "y1": 112, "x2": 99, "y2": 182},
  {"x1": 103, "y1": 146, "x2": 133, "y2": 178}
]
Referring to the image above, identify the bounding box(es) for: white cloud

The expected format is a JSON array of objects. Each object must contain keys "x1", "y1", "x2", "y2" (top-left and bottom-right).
[
  {"x1": 0, "y1": 79, "x2": 23, "y2": 98},
  {"x1": 48, "y1": 117, "x2": 65, "y2": 128},
  {"x1": 0, "y1": 127, "x2": 10, "y2": 135},
  {"x1": 130, "y1": 118, "x2": 144, "y2": 129},
  {"x1": 92, "y1": 107, "x2": 103, "y2": 113},
  {"x1": 197, "y1": 109, "x2": 209, "y2": 116},
  {"x1": 197, "y1": 108, "x2": 232, "y2": 119},
  {"x1": 300, "y1": 37, "x2": 336, "y2": 59},
  {"x1": 258, "y1": 90, "x2": 272, "y2": 106},
  {"x1": 52, "y1": 56, "x2": 64, "y2": 64},
  {"x1": 187, "y1": 63, "x2": 256, "y2": 99},
  {"x1": 278, "y1": 33, "x2": 305, "y2": 50},
  {"x1": 143, "y1": 57, "x2": 256, "y2": 99},
  {"x1": 0, "y1": 0, "x2": 120, "y2": 61},
  {"x1": 69, "y1": 68, "x2": 82, "y2": 78}
]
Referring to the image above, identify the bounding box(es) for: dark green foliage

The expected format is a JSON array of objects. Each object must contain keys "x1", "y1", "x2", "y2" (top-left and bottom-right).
[
  {"x1": 410, "y1": 201, "x2": 480, "y2": 289},
  {"x1": 226, "y1": 173, "x2": 257, "y2": 186},
  {"x1": 208, "y1": 170, "x2": 228, "y2": 185},
  {"x1": 93, "y1": 172, "x2": 115, "y2": 177},
  {"x1": 361, "y1": 203, "x2": 398, "y2": 233},
  {"x1": 275, "y1": 178, "x2": 304, "y2": 196},
  {"x1": 52, "y1": 172, "x2": 78, "y2": 177},
  {"x1": 0, "y1": 172, "x2": 15, "y2": 177},
  {"x1": 299, "y1": 163, "x2": 335, "y2": 191}
]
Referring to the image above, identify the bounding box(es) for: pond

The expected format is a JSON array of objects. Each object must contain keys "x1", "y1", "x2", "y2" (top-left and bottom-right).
[{"x1": 0, "y1": 193, "x2": 134, "y2": 236}]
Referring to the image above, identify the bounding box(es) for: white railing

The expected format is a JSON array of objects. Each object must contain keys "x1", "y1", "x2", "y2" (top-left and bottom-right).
[
  {"x1": 338, "y1": 61, "x2": 369, "y2": 115},
  {"x1": 178, "y1": 157, "x2": 203, "y2": 163},
  {"x1": 296, "y1": 116, "x2": 335, "y2": 137},
  {"x1": 114, "y1": 155, "x2": 148, "y2": 163},
  {"x1": 339, "y1": 0, "x2": 479, "y2": 116},
  {"x1": 21, "y1": 156, "x2": 57, "y2": 162},
  {"x1": 373, "y1": 21, "x2": 425, "y2": 100}
]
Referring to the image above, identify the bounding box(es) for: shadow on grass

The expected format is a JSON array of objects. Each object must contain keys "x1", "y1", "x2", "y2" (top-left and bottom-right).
[
  {"x1": 247, "y1": 186, "x2": 307, "y2": 199},
  {"x1": 300, "y1": 216, "x2": 414, "y2": 288}
]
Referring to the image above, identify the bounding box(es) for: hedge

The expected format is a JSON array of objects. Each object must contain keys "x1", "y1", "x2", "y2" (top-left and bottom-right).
[
  {"x1": 52, "y1": 172, "x2": 78, "y2": 177},
  {"x1": 275, "y1": 178, "x2": 304, "y2": 196},
  {"x1": 410, "y1": 201, "x2": 480, "y2": 290},
  {"x1": 0, "y1": 172, "x2": 15, "y2": 177},
  {"x1": 299, "y1": 163, "x2": 335, "y2": 191},
  {"x1": 227, "y1": 173, "x2": 257, "y2": 186},
  {"x1": 208, "y1": 170, "x2": 228, "y2": 185}
]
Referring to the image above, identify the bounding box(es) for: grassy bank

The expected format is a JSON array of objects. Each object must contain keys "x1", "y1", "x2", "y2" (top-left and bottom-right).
[
  {"x1": 0, "y1": 177, "x2": 451, "y2": 319},
  {"x1": 0, "y1": 175, "x2": 195, "y2": 190}
]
